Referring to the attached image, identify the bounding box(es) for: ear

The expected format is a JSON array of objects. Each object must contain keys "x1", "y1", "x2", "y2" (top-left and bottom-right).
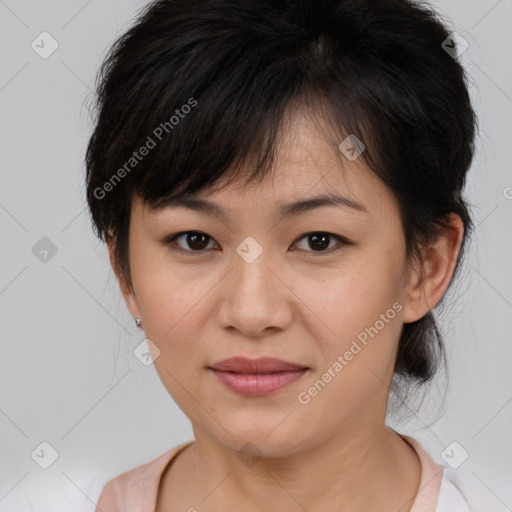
[
  {"x1": 402, "y1": 213, "x2": 464, "y2": 324},
  {"x1": 106, "y1": 232, "x2": 142, "y2": 321}
]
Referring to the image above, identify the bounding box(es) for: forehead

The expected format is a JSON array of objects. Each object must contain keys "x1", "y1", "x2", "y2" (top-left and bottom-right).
[{"x1": 135, "y1": 107, "x2": 399, "y2": 220}]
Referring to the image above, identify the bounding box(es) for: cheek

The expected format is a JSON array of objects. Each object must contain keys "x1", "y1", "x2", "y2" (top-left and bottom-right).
[
  {"x1": 298, "y1": 258, "x2": 405, "y2": 416},
  {"x1": 130, "y1": 259, "x2": 223, "y2": 407},
  {"x1": 294, "y1": 264, "x2": 404, "y2": 428},
  {"x1": 130, "y1": 246, "x2": 212, "y2": 341},
  {"x1": 132, "y1": 263, "x2": 212, "y2": 411},
  {"x1": 299, "y1": 255, "x2": 404, "y2": 351}
]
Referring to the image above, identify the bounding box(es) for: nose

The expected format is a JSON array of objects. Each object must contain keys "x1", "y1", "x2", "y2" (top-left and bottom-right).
[{"x1": 216, "y1": 244, "x2": 293, "y2": 338}]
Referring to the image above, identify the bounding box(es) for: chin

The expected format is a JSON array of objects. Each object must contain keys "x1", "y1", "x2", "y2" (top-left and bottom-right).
[{"x1": 213, "y1": 421, "x2": 309, "y2": 460}]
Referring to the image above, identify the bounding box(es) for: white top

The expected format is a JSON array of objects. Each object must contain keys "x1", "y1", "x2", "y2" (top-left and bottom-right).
[{"x1": 437, "y1": 470, "x2": 472, "y2": 511}]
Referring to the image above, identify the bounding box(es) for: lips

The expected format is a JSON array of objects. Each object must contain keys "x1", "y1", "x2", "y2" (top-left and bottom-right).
[
  {"x1": 208, "y1": 357, "x2": 309, "y2": 396},
  {"x1": 209, "y1": 356, "x2": 307, "y2": 373}
]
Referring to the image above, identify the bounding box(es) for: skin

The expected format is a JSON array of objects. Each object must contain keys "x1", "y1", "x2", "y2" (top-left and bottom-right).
[{"x1": 107, "y1": 107, "x2": 464, "y2": 512}]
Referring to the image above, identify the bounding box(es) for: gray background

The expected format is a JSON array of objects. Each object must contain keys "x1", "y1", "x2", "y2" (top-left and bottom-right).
[{"x1": 0, "y1": 0, "x2": 511, "y2": 510}]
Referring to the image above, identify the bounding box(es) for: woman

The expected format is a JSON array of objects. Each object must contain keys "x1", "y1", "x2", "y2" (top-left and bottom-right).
[{"x1": 85, "y1": 0, "x2": 477, "y2": 510}]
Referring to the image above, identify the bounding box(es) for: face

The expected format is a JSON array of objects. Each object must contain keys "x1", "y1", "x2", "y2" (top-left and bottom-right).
[{"x1": 115, "y1": 109, "x2": 423, "y2": 458}]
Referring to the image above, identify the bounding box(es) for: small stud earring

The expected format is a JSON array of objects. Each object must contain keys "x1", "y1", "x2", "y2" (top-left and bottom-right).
[{"x1": 135, "y1": 318, "x2": 143, "y2": 328}]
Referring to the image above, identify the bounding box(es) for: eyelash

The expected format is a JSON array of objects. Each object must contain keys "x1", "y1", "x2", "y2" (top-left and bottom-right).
[{"x1": 163, "y1": 231, "x2": 350, "y2": 256}]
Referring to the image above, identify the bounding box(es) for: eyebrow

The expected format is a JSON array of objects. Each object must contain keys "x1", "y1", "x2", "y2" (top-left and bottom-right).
[{"x1": 151, "y1": 192, "x2": 368, "y2": 220}]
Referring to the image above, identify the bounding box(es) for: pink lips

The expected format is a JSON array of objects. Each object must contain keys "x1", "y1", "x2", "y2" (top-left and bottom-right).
[{"x1": 208, "y1": 357, "x2": 308, "y2": 396}]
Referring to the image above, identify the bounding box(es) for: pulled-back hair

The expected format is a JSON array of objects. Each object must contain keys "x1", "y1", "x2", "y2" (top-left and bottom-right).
[{"x1": 85, "y1": 0, "x2": 477, "y2": 417}]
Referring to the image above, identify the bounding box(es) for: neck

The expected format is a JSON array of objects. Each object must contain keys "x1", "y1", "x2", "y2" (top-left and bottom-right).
[{"x1": 182, "y1": 424, "x2": 421, "y2": 512}]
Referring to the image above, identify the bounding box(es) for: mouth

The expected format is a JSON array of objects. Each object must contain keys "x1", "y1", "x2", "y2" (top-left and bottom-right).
[
  {"x1": 207, "y1": 357, "x2": 309, "y2": 396},
  {"x1": 209, "y1": 356, "x2": 308, "y2": 373}
]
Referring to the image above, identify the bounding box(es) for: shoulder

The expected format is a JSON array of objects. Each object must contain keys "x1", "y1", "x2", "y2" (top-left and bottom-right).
[
  {"x1": 396, "y1": 433, "x2": 475, "y2": 512},
  {"x1": 436, "y1": 468, "x2": 472, "y2": 512},
  {"x1": 95, "y1": 441, "x2": 194, "y2": 512},
  {"x1": 436, "y1": 465, "x2": 508, "y2": 512}
]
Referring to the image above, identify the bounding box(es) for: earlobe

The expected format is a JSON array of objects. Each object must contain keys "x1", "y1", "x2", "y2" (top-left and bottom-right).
[
  {"x1": 401, "y1": 214, "x2": 464, "y2": 324},
  {"x1": 401, "y1": 257, "x2": 429, "y2": 324},
  {"x1": 124, "y1": 291, "x2": 143, "y2": 324}
]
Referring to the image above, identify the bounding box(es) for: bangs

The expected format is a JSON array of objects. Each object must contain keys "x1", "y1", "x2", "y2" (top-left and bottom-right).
[
  {"x1": 87, "y1": 1, "x2": 384, "y2": 221},
  {"x1": 136, "y1": 90, "x2": 379, "y2": 211}
]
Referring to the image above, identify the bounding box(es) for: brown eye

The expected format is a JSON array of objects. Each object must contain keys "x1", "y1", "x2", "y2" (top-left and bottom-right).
[
  {"x1": 167, "y1": 231, "x2": 218, "y2": 252},
  {"x1": 293, "y1": 232, "x2": 348, "y2": 254}
]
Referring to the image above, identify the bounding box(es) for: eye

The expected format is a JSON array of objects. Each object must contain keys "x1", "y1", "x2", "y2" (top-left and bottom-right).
[
  {"x1": 292, "y1": 232, "x2": 348, "y2": 254},
  {"x1": 166, "y1": 231, "x2": 219, "y2": 252},
  {"x1": 164, "y1": 230, "x2": 349, "y2": 255}
]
